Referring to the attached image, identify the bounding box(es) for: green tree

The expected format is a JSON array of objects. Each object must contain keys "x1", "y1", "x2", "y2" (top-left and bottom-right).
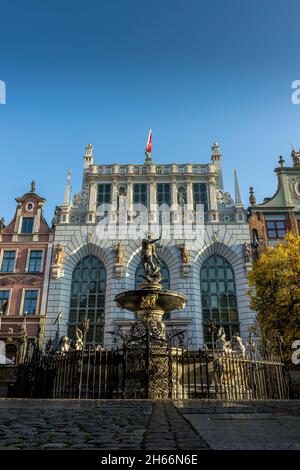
[{"x1": 248, "y1": 232, "x2": 300, "y2": 362}]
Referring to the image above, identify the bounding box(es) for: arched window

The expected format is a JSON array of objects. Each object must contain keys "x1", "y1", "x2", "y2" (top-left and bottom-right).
[
  {"x1": 68, "y1": 255, "x2": 106, "y2": 346},
  {"x1": 135, "y1": 261, "x2": 170, "y2": 290},
  {"x1": 201, "y1": 255, "x2": 239, "y2": 344}
]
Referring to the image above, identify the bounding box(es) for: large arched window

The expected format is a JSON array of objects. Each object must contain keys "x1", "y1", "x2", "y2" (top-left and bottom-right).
[
  {"x1": 68, "y1": 255, "x2": 106, "y2": 346},
  {"x1": 201, "y1": 255, "x2": 239, "y2": 344},
  {"x1": 135, "y1": 260, "x2": 170, "y2": 290}
]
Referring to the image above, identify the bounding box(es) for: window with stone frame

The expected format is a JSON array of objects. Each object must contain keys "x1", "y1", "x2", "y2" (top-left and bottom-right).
[
  {"x1": 97, "y1": 184, "x2": 111, "y2": 206},
  {"x1": 201, "y1": 255, "x2": 239, "y2": 344},
  {"x1": 68, "y1": 255, "x2": 106, "y2": 346},
  {"x1": 133, "y1": 183, "x2": 148, "y2": 206},
  {"x1": 0, "y1": 290, "x2": 9, "y2": 314},
  {"x1": 28, "y1": 250, "x2": 43, "y2": 272},
  {"x1": 265, "y1": 215, "x2": 286, "y2": 239},
  {"x1": 23, "y1": 290, "x2": 38, "y2": 315},
  {"x1": 156, "y1": 183, "x2": 171, "y2": 206},
  {"x1": 21, "y1": 217, "x2": 34, "y2": 234},
  {"x1": 193, "y1": 183, "x2": 208, "y2": 211},
  {"x1": 1, "y1": 251, "x2": 16, "y2": 273}
]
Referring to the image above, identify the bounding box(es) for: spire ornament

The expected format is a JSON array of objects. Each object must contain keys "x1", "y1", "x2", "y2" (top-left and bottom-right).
[
  {"x1": 211, "y1": 142, "x2": 221, "y2": 161},
  {"x1": 278, "y1": 155, "x2": 285, "y2": 168},
  {"x1": 63, "y1": 170, "x2": 72, "y2": 206},
  {"x1": 234, "y1": 170, "x2": 242, "y2": 205},
  {"x1": 30, "y1": 180, "x2": 36, "y2": 193}
]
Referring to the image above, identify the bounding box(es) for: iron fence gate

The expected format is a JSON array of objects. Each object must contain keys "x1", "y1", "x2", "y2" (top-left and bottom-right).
[{"x1": 13, "y1": 346, "x2": 289, "y2": 400}]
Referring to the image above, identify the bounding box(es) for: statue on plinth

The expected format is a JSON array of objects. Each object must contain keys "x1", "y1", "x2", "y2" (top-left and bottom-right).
[
  {"x1": 243, "y1": 242, "x2": 251, "y2": 264},
  {"x1": 54, "y1": 244, "x2": 64, "y2": 266},
  {"x1": 180, "y1": 244, "x2": 189, "y2": 264},
  {"x1": 115, "y1": 243, "x2": 125, "y2": 265}
]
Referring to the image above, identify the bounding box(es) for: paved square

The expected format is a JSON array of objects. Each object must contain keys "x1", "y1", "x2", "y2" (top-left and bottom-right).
[{"x1": 0, "y1": 399, "x2": 299, "y2": 450}]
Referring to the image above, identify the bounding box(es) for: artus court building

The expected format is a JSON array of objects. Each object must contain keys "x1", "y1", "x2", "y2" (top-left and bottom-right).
[{"x1": 44, "y1": 142, "x2": 255, "y2": 348}]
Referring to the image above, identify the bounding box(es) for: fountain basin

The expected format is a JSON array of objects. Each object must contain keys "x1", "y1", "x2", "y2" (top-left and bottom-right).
[{"x1": 115, "y1": 289, "x2": 187, "y2": 314}]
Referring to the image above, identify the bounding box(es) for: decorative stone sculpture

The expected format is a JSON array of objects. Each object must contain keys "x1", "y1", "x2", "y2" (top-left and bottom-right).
[
  {"x1": 140, "y1": 231, "x2": 162, "y2": 285},
  {"x1": 114, "y1": 243, "x2": 125, "y2": 278},
  {"x1": 215, "y1": 326, "x2": 232, "y2": 353},
  {"x1": 58, "y1": 336, "x2": 71, "y2": 354},
  {"x1": 0, "y1": 217, "x2": 5, "y2": 235},
  {"x1": 231, "y1": 332, "x2": 246, "y2": 356},
  {"x1": 75, "y1": 327, "x2": 83, "y2": 351},
  {"x1": 291, "y1": 149, "x2": 300, "y2": 167},
  {"x1": 249, "y1": 187, "x2": 256, "y2": 205},
  {"x1": 73, "y1": 192, "x2": 81, "y2": 205},
  {"x1": 178, "y1": 189, "x2": 185, "y2": 208},
  {"x1": 180, "y1": 244, "x2": 189, "y2": 264},
  {"x1": 213, "y1": 231, "x2": 219, "y2": 242},
  {"x1": 52, "y1": 245, "x2": 64, "y2": 279},
  {"x1": 115, "y1": 243, "x2": 124, "y2": 265},
  {"x1": 54, "y1": 244, "x2": 64, "y2": 266},
  {"x1": 243, "y1": 242, "x2": 251, "y2": 264},
  {"x1": 140, "y1": 294, "x2": 158, "y2": 309}
]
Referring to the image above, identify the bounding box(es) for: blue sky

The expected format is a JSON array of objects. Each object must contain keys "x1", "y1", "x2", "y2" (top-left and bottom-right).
[{"x1": 1, "y1": 0, "x2": 300, "y2": 222}]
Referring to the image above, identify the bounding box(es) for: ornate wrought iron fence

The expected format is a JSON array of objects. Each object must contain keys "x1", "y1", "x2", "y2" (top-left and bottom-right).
[
  {"x1": 171, "y1": 348, "x2": 289, "y2": 400},
  {"x1": 13, "y1": 345, "x2": 289, "y2": 400}
]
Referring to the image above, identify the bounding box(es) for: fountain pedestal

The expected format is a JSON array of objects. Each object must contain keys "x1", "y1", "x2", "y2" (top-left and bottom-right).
[{"x1": 115, "y1": 288, "x2": 187, "y2": 399}]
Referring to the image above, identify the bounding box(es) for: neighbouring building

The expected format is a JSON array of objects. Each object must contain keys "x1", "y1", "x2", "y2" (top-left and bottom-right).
[
  {"x1": 44, "y1": 142, "x2": 255, "y2": 348},
  {"x1": 0, "y1": 182, "x2": 53, "y2": 360},
  {"x1": 248, "y1": 151, "x2": 300, "y2": 257}
]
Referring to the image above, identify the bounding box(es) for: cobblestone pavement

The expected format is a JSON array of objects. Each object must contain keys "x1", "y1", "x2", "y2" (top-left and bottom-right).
[{"x1": 0, "y1": 399, "x2": 299, "y2": 450}]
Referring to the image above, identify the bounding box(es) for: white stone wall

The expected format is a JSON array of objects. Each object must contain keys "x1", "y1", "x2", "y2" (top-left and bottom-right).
[{"x1": 44, "y1": 221, "x2": 255, "y2": 348}]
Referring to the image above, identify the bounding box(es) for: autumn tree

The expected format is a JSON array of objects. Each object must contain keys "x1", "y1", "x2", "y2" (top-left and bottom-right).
[{"x1": 248, "y1": 232, "x2": 300, "y2": 362}]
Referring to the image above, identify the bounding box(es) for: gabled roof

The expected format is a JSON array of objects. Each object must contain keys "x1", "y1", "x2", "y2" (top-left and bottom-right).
[{"x1": 15, "y1": 192, "x2": 46, "y2": 204}]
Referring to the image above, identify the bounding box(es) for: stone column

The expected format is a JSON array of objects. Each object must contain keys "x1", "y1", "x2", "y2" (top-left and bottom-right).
[
  {"x1": 88, "y1": 180, "x2": 97, "y2": 212},
  {"x1": 186, "y1": 178, "x2": 193, "y2": 208},
  {"x1": 208, "y1": 175, "x2": 218, "y2": 223},
  {"x1": 171, "y1": 176, "x2": 178, "y2": 207},
  {"x1": 111, "y1": 177, "x2": 118, "y2": 223},
  {"x1": 149, "y1": 177, "x2": 157, "y2": 225},
  {"x1": 208, "y1": 176, "x2": 218, "y2": 211},
  {"x1": 88, "y1": 179, "x2": 97, "y2": 223},
  {"x1": 126, "y1": 177, "x2": 133, "y2": 210}
]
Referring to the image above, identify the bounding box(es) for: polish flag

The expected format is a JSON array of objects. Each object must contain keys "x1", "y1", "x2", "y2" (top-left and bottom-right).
[{"x1": 146, "y1": 129, "x2": 152, "y2": 153}]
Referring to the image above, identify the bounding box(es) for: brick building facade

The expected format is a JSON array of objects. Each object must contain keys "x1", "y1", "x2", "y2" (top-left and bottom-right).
[
  {"x1": 0, "y1": 182, "x2": 53, "y2": 359},
  {"x1": 248, "y1": 151, "x2": 300, "y2": 257}
]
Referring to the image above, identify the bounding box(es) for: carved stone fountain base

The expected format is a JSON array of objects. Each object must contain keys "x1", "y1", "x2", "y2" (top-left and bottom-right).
[{"x1": 115, "y1": 285, "x2": 187, "y2": 400}]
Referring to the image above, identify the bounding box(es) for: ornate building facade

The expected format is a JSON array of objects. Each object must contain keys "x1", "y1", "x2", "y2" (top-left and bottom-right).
[
  {"x1": 44, "y1": 143, "x2": 255, "y2": 348},
  {"x1": 248, "y1": 151, "x2": 300, "y2": 256},
  {"x1": 0, "y1": 183, "x2": 53, "y2": 358}
]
